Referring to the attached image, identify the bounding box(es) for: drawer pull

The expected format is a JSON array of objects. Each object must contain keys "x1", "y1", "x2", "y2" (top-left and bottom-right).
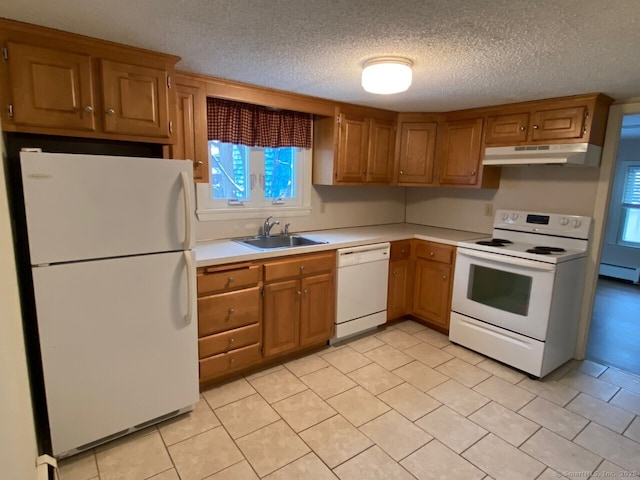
[
  {"x1": 230, "y1": 358, "x2": 235, "y2": 364},
  {"x1": 228, "y1": 308, "x2": 235, "y2": 315},
  {"x1": 401, "y1": 249, "x2": 405, "y2": 254},
  {"x1": 300, "y1": 265, "x2": 305, "y2": 271},
  {"x1": 430, "y1": 251, "x2": 435, "y2": 257},
  {"x1": 228, "y1": 276, "x2": 235, "y2": 283},
  {"x1": 229, "y1": 338, "x2": 235, "y2": 344}
]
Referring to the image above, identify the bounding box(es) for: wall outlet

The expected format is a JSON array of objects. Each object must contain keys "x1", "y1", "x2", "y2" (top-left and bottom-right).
[{"x1": 484, "y1": 203, "x2": 494, "y2": 217}]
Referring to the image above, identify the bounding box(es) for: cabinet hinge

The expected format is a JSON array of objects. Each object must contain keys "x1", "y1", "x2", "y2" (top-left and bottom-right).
[
  {"x1": 7, "y1": 104, "x2": 13, "y2": 119},
  {"x1": 167, "y1": 75, "x2": 172, "y2": 89},
  {"x1": 169, "y1": 120, "x2": 173, "y2": 134},
  {"x1": 2, "y1": 47, "x2": 7, "y2": 62}
]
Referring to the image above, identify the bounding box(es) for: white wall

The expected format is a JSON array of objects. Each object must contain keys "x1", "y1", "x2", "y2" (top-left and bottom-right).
[
  {"x1": 0, "y1": 131, "x2": 39, "y2": 479},
  {"x1": 197, "y1": 184, "x2": 406, "y2": 241}
]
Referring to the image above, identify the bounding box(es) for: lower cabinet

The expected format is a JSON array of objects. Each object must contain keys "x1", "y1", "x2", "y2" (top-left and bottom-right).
[{"x1": 387, "y1": 240, "x2": 413, "y2": 320}]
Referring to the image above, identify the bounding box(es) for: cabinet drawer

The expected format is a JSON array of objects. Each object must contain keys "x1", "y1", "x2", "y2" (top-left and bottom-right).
[
  {"x1": 198, "y1": 323, "x2": 260, "y2": 359},
  {"x1": 198, "y1": 286, "x2": 260, "y2": 336},
  {"x1": 390, "y1": 240, "x2": 411, "y2": 260},
  {"x1": 197, "y1": 265, "x2": 260, "y2": 294},
  {"x1": 264, "y1": 252, "x2": 335, "y2": 282},
  {"x1": 415, "y1": 241, "x2": 454, "y2": 264},
  {"x1": 199, "y1": 343, "x2": 262, "y2": 380}
]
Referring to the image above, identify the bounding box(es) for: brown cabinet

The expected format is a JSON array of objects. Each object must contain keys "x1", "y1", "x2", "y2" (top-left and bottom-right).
[
  {"x1": 387, "y1": 240, "x2": 413, "y2": 321},
  {"x1": 395, "y1": 114, "x2": 440, "y2": 185},
  {"x1": 0, "y1": 19, "x2": 179, "y2": 143},
  {"x1": 313, "y1": 107, "x2": 396, "y2": 185},
  {"x1": 411, "y1": 240, "x2": 455, "y2": 332},
  {"x1": 196, "y1": 263, "x2": 262, "y2": 385},
  {"x1": 171, "y1": 73, "x2": 209, "y2": 182},
  {"x1": 438, "y1": 117, "x2": 484, "y2": 186},
  {"x1": 262, "y1": 252, "x2": 335, "y2": 356}
]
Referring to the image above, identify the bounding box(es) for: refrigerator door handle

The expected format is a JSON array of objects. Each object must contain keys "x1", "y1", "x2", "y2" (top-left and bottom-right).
[
  {"x1": 184, "y1": 251, "x2": 195, "y2": 325},
  {"x1": 180, "y1": 171, "x2": 192, "y2": 249}
]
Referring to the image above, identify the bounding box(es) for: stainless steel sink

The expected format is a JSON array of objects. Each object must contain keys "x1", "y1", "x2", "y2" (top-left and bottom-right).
[{"x1": 233, "y1": 235, "x2": 327, "y2": 250}]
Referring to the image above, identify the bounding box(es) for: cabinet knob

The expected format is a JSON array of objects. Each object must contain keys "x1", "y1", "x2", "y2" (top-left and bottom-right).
[
  {"x1": 194, "y1": 160, "x2": 203, "y2": 166},
  {"x1": 304, "y1": 289, "x2": 308, "y2": 294},
  {"x1": 229, "y1": 338, "x2": 235, "y2": 344},
  {"x1": 470, "y1": 170, "x2": 476, "y2": 176},
  {"x1": 106, "y1": 108, "x2": 116, "y2": 116},
  {"x1": 401, "y1": 249, "x2": 405, "y2": 254},
  {"x1": 442, "y1": 275, "x2": 447, "y2": 280},
  {"x1": 230, "y1": 357, "x2": 236, "y2": 364},
  {"x1": 519, "y1": 125, "x2": 525, "y2": 131},
  {"x1": 228, "y1": 308, "x2": 235, "y2": 315},
  {"x1": 228, "y1": 276, "x2": 235, "y2": 283},
  {"x1": 430, "y1": 251, "x2": 435, "y2": 257},
  {"x1": 297, "y1": 290, "x2": 302, "y2": 296},
  {"x1": 393, "y1": 269, "x2": 397, "y2": 276},
  {"x1": 362, "y1": 169, "x2": 367, "y2": 174},
  {"x1": 532, "y1": 125, "x2": 539, "y2": 129},
  {"x1": 300, "y1": 265, "x2": 305, "y2": 271},
  {"x1": 399, "y1": 170, "x2": 404, "y2": 175},
  {"x1": 83, "y1": 105, "x2": 93, "y2": 113}
]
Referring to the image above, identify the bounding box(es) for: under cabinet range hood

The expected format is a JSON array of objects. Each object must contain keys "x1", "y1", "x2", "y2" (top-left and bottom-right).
[{"x1": 483, "y1": 143, "x2": 602, "y2": 166}]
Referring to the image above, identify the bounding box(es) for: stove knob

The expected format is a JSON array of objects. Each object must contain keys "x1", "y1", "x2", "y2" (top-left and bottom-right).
[
  {"x1": 559, "y1": 217, "x2": 569, "y2": 226},
  {"x1": 501, "y1": 212, "x2": 509, "y2": 221},
  {"x1": 510, "y1": 213, "x2": 519, "y2": 221},
  {"x1": 572, "y1": 219, "x2": 582, "y2": 228}
]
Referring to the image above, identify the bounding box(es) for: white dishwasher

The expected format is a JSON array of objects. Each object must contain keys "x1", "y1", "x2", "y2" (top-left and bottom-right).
[{"x1": 333, "y1": 242, "x2": 390, "y2": 343}]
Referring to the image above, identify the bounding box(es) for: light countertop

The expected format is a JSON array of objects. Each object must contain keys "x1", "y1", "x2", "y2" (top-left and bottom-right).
[{"x1": 195, "y1": 223, "x2": 486, "y2": 267}]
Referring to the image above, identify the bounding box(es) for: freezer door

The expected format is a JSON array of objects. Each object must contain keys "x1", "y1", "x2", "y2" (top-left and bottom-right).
[
  {"x1": 20, "y1": 151, "x2": 195, "y2": 264},
  {"x1": 32, "y1": 251, "x2": 198, "y2": 456}
]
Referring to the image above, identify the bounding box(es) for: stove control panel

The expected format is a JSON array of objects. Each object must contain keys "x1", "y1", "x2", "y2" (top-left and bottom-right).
[{"x1": 494, "y1": 210, "x2": 591, "y2": 240}]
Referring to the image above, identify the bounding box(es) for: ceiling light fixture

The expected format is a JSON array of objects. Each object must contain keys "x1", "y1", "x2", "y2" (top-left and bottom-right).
[{"x1": 361, "y1": 57, "x2": 413, "y2": 95}]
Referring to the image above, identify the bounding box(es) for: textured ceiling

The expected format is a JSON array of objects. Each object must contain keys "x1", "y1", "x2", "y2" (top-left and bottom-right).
[{"x1": 2, "y1": 0, "x2": 640, "y2": 112}]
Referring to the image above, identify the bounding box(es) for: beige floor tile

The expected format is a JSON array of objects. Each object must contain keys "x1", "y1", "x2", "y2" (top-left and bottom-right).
[
  {"x1": 575, "y1": 360, "x2": 608, "y2": 378},
  {"x1": 300, "y1": 366, "x2": 357, "y2": 399},
  {"x1": 624, "y1": 416, "x2": 640, "y2": 442},
  {"x1": 364, "y1": 344, "x2": 414, "y2": 370},
  {"x1": 299, "y1": 415, "x2": 373, "y2": 468},
  {"x1": 58, "y1": 450, "x2": 98, "y2": 480},
  {"x1": 392, "y1": 360, "x2": 448, "y2": 391},
  {"x1": 600, "y1": 368, "x2": 640, "y2": 395},
  {"x1": 574, "y1": 422, "x2": 640, "y2": 472},
  {"x1": 360, "y1": 410, "x2": 432, "y2": 460},
  {"x1": 244, "y1": 364, "x2": 284, "y2": 381},
  {"x1": 347, "y1": 362, "x2": 403, "y2": 395},
  {"x1": 544, "y1": 360, "x2": 579, "y2": 382},
  {"x1": 416, "y1": 405, "x2": 487, "y2": 453},
  {"x1": 610, "y1": 389, "x2": 640, "y2": 416},
  {"x1": 475, "y1": 358, "x2": 526, "y2": 384},
  {"x1": 236, "y1": 420, "x2": 310, "y2": 477},
  {"x1": 95, "y1": 430, "x2": 172, "y2": 480},
  {"x1": 334, "y1": 445, "x2": 416, "y2": 480},
  {"x1": 394, "y1": 319, "x2": 428, "y2": 334},
  {"x1": 378, "y1": 382, "x2": 441, "y2": 421},
  {"x1": 158, "y1": 398, "x2": 220, "y2": 446},
  {"x1": 566, "y1": 393, "x2": 634, "y2": 433},
  {"x1": 413, "y1": 328, "x2": 451, "y2": 349},
  {"x1": 442, "y1": 344, "x2": 485, "y2": 365},
  {"x1": 405, "y1": 342, "x2": 454, "y2": 368},
  {"x1": 322, "y1": 346, "x2": 373, "y2": 373},
  {"x1": 558, "y1": 370, "x2": 620, "y2": 402},
  {"x1": 537, "y1": 467, "x2": 567, "y2": 479},
  {"x1": 592, "y1": 460, "x2": 628, "y2": 479},
  {"x1": 428, "y1": 380, "x2": 489, "y2": 416},
  {"x1": 272, "y1": 389, "x2": 337, "y2": 432},
  {"x1": 435, "y1": 357, "x2": 491, "y2": 387},
  {"x1": 376, "y1": 329, "x2": 423, "y2": 350},
  {"x1": 168, "y1": 426, "x2": 243, "y2": 480},
  {"x1": 473, "y1": 376, "x2": 536, "y2": 411},
  {"x1": 517, "y1": 377, "x2": 579, "y2": 406},
  {"x1": 519, "y1": 396, "x2": 589, "y2": 440},
  {"x1": 264, "y1": 452, "x2": 337, "y2": 480},
  {"x1": 520, "y1": 428, "x2": 602, "y2": 474},
  {"x1": 345, "y1": 334, "x2": 385, "y2": 353},
  {"x1": 248, "y1": 367, "x2": 308, "y2": 403},
  {"x1": 285, "y1": 354, "x2": 330, "y2": 377},
  {"x1": 204, "y1": 460, "x2": 258, "y2": 480},
  {"x1": 401, "y1": 440, "x2": 485, "y2": 480},
  {"x1": 148, "y1": 470, "x2": 179, "y2": 480},
  {"x1": 468, "y1": 401, "x2": 539, "y2": 447},
  {"x1": 328, "y1": 386, "x2": 390, "y2": 426},
  {"x1": 202, "y1": 377, "x2": 256, "y2": 409},
  {"x1": 214, "y1": 393, "x2": 280, "y2": 439},
  {"x1": 462, "y1": 433, "x2": 545, "y2": 480}
]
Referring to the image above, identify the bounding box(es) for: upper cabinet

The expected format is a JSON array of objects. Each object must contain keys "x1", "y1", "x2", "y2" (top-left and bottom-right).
[
  {"x1": 313, "y1": 106, "x2": 396, "y2": 185},
  {"x1": 0, "y1": 19, "x2": 179, "y2": 144},
  {"x1": 483, "y1": 93, "x2": 613, "y2": 147},
  {"x1": 395, "y1": 113, "x2": 440, "y2": 185}
]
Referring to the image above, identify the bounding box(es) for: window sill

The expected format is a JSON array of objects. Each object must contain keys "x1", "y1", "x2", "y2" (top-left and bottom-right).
[{"x1": 196, "y1": 206, "x2": 312, "y2": 222}]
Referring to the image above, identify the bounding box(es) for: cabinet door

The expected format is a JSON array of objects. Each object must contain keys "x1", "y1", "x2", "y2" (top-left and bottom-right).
[
  {"x1": 439, "y1": 118, "x2": 483, "y2": 186},
  {"x1": 397, "y1": 121, "x2": 437, "y2": 184},
  {"x1": 530, "y1": 106, "x2": 586, "y2": 142},
  {"x1": 7, "y1": 42, "x2": 96, "y2": 131},
  {"x1": 300, "y1": 273, "x2": 335, "y2": 347},
  {"x1": 387, "y1": 259, "x2": 412, "y2": 320},
  {"x1": 485, "y1": 113, "x2": 529, "y2": 145},
  {"x1": 367, "y1": 118, "x2": 395, "y2": 183},
  {"x1": 263, "y1": 280, "x2": 300, "y2": 356},
  {"x1": 173, "y1": 78, "x2": 209, "y2": 182},
  {"x1": 336, "y1": 112, "x2": 368, "y2": 183},
  {"x1": 101, "y1": 60, "x2": 170, "y2": 138},
  {"x1": 412, "y1": 259, "x2": 452, "y2": 331}
]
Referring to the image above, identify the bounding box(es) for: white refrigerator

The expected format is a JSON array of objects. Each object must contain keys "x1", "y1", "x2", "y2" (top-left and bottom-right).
[{"x1": 19, "y1": 151, "x2": 199, "y2": 458}]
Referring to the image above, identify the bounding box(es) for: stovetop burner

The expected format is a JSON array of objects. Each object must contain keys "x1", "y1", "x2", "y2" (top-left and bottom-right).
[
  {"x1": 476, "y1": 238, "x2": 514, "y2": 247},
  {"x1": 526, "y1": 246, "x2": 567, "y2": 255}
]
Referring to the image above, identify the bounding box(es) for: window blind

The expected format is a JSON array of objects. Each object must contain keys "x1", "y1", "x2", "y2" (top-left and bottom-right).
[{"x1": 622, "y1": 165, "x2": 640, "y2": 205}]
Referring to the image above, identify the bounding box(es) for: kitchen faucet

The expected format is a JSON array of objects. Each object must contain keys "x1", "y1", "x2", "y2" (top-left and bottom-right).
[{"x1": 263, "y1": 216, "x2": 280, "y2": 237}]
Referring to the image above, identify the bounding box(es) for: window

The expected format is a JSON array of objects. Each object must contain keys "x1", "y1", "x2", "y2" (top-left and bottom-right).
[{"x1": 619, "y1": 164, "x2": 640, "y2": 246}]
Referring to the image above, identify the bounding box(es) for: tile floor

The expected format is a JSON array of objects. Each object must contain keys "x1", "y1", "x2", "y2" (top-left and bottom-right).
[{"x1": 57, "y1": 320, "x2": 640, "y2": 480}]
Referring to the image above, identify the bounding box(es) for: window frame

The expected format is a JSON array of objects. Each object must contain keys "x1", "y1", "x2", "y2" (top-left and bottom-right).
[{"x1": 607, "y1": 159, "x2": 640, "y2": 248}]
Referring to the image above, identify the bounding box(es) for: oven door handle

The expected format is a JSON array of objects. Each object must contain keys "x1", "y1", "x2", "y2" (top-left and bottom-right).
[{"x1": 457, "y1": 248, "x2": 556, "y2": 272}]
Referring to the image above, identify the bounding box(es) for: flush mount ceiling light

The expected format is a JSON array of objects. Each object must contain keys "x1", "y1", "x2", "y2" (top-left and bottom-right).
[{"x1": 361, "y1": 57, "x2": 413, "y2": 94}]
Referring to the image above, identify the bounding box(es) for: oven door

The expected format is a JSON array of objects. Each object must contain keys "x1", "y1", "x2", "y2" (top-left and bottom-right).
[{"x1": 452, "y1": 247, "x2": 556, "y2": 340}]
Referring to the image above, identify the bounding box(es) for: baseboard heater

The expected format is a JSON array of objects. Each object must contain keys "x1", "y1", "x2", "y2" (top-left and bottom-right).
[{"x1": 599, "y1": 263, "x2": 640, "y2": 284}]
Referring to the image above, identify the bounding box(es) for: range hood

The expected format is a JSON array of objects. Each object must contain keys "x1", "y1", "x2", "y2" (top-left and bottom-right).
[{"x1": 483, "y1": 143, "x2": 602, "y2": 166}]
